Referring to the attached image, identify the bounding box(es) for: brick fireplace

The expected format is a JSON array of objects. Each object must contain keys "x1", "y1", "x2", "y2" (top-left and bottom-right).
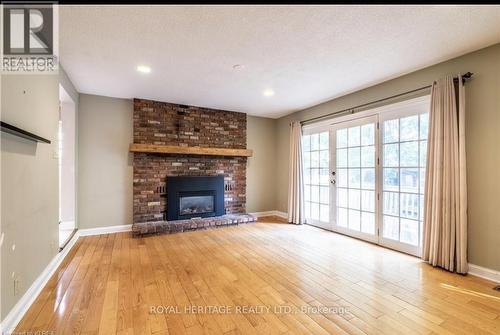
[{"x1": 132, "y1": 98, "x2": 248, "y2": 225}]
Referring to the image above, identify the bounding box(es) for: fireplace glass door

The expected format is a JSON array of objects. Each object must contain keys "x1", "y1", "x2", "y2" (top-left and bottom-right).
[{"x1": 179, "y1": 194, "x2": 215, "y2": 216}]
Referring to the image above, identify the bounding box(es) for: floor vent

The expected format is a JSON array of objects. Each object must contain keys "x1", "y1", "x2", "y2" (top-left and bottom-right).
[{"x1": 494, "y1": 285, "x2": 500, "y2": 292}]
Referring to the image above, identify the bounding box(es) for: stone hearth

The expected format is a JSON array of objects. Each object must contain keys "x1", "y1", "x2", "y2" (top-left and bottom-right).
[{"x1": 132, "y1": 213, "x2": 257, "y2": 236}]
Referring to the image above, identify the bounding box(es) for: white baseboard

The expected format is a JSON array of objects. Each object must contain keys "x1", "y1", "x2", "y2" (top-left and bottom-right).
[
  {"x1": 251, "y1": 211, "x2": 277, "y2": 217},
  {"x1": 251, "y1": 210, "x2": 288, "y2": 220},
  {"x1": 468, "y1": 264, "x2": 500, "y2": 283},
  {"x1": 59, "y1": 220, "x2": 75, "y2": 230},
  {"x1": 0, "y1": 230, "x2": 79, "y2": 334},
  {"x1": 274, "y1": 211, "x2": 288, "y2": 219},
  {"x1": 78, "y1": 224, "x2": 132, "y2": 236},
  {"x1": 0, "y1": 223, "x2": 132, "y2": 333}
]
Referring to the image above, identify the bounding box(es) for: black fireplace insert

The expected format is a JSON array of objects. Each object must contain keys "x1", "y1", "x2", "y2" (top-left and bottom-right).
[{"x1": 166, "y1": 175, "x2": 224, "y2": 220}]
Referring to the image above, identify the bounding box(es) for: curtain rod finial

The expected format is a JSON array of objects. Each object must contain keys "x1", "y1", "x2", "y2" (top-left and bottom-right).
[{"x1": 462, "y1": 72, "x2": 473, "y2": 80}]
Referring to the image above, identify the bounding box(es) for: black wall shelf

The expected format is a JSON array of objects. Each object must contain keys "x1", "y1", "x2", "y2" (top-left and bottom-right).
[{"x1": 0, "y1": 121, "x2": 51, "y2": 144}]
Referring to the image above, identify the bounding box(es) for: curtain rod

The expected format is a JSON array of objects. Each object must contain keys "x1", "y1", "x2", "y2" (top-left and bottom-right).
[{"x1": 300, "y1": 72, "x2": 473, "y2": 126}]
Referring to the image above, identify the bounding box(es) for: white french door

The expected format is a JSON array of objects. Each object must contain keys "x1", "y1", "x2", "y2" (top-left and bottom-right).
[
  {"x1": 302, "y1": 96, "x2": 429, "y2": 256},
  {"x1": 378, "y1": 110, "x2": 428, "y2": 256},
  {"x1": 302, "y1": 130, "x2": 331, "y2": 230},
  {"x1": 331, "y1": 116, "x2": 379, "y2": 243}
]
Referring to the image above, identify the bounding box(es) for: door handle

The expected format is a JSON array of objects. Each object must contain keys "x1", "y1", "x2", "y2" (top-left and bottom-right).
[{"x1": 331, "y1": 171, "x2": 336, "y2": 185}]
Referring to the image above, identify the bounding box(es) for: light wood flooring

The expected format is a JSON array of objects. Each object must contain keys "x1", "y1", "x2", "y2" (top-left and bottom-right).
[{"x1": 15, "y1": 217, "x2": 500, "y2": 334}]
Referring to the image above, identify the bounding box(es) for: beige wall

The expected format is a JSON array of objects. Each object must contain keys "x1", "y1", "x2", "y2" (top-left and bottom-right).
[
  {"x1": 1, "y1": 75, "x2": 60, "y2": 319},
  {"x1": 247, "y1": 115, "x2": 277, "y2": 212},
  {"x1": 78, "y1": 94, "x2": 133, "y2": 229},
  {"x1": 276, "y1": 43, "x2": 500, "y2": 271}
]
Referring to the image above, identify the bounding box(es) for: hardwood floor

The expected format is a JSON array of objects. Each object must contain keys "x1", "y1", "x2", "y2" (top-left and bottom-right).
[{"x1": 15, "y1": 218, "x2": 500, "y2": 334}]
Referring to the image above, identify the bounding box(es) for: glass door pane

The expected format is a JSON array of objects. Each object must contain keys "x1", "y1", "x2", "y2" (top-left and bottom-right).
[
  {"x1": 380, "y1": 112, "x2": 428, "y2": 255},
  {"x1": 332, "y1": 116, "x2": 378, "y2": 243},
  {"x1": 302, "y1": 131, "x2": 330, "y2": 229}
]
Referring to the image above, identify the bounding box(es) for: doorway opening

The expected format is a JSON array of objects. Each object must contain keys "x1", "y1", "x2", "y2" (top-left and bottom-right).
[{"x1": 59, "y1": 85, "x2": 77, "y2": 249}]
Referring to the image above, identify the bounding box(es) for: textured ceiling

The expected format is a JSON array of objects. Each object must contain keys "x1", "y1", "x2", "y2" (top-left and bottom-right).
[{"x1": 60, "y1": 5, "x2": 500, "y2": 118}]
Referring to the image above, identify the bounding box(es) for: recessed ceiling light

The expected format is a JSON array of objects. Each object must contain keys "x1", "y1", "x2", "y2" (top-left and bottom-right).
[
  {"x1": 137, "y1": 65, "x2": 151, "y2": 73},
  {"x1": 263, "y1": 89, "x2": 275, "y2": 97}
]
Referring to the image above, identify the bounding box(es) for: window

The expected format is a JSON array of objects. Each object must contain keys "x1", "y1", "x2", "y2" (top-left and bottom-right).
[{"x1": 302, "y1": 131, "x2": 329, "y2": 223}]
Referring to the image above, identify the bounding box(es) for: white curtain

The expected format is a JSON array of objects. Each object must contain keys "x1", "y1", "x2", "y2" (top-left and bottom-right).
[
  {"x1": 287, "y1": 121, "x2": 303, "y2": 224},
  {"x1": 422, "y1": 75, "x2": 468, "y2": 274}
]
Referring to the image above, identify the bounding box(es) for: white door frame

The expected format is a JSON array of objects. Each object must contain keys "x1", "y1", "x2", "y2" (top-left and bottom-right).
[{"x1": 58, "y1": 84, "x2": 77, "y2": 248}]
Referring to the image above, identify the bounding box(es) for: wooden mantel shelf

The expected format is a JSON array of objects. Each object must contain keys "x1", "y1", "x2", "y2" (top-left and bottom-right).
[{"x1": 129, "y1": 143, "x2": 253, "y2": 157}]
